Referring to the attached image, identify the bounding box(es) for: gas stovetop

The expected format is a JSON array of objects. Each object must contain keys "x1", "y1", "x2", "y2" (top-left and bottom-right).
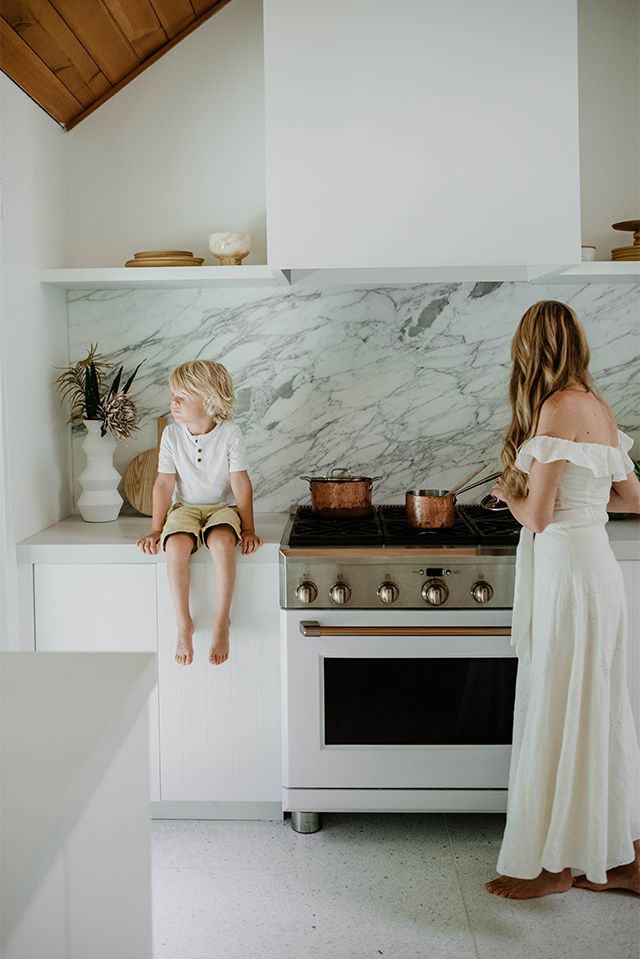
[
  {"x1": 284, "y1": 504, "x2": 521, "y2": 549},
  {"x1": 280, "y1": 505, "x2": 521, "y2": 609}
]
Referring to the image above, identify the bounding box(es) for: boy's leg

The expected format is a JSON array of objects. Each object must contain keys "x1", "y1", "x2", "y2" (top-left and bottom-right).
[
  {"x1": 204, "y1": 524, "x2": 237, "y2": 665},
  {"x1": 165, "y1": 532, "x2": 197, "y2": 665}
]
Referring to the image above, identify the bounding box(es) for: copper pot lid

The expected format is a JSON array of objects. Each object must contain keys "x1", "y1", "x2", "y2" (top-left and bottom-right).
[{"x1": 300, "y1": 467, "x2": 382, "y2": 484}]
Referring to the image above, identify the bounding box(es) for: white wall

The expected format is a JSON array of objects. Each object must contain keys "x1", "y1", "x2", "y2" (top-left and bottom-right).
[
  {"x1": 64, "y1": 0, "x2": 266, "y2": 267},
  {"x1": 0, "y1": 74, "x2": 71, "y2": 649},
  {"x1": 578, "y1": 0, "x2": 640, "y2": 257}
]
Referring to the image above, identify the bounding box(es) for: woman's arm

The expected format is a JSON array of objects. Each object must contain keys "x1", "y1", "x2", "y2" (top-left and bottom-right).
[
  {"x1": 607, "y1": 472, "x2": 640, "y2": 513},
  {"x1": 493, "y1": 460, "x2": 566, "y2": 533},
  {"x1": 492, "y1": 393, "x2": 572, "y2": 533}
]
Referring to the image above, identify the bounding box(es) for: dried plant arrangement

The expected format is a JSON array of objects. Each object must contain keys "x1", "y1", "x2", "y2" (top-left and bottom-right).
[{"x1": 55, "y1": 344, "x2": 143, "y2": 438}]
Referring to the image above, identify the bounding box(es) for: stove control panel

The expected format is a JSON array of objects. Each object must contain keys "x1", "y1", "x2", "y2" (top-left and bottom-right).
[
  {"x1": 281, "y1": 556, "x2": 515, "y2": 609},
  {"x1": 421, "y1": 579, "x2": 449, "y2": 606}
]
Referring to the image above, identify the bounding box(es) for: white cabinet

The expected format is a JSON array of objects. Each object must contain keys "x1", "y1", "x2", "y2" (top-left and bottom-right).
[
  {"x1": 157, "y1": 561, "x2": 281, "y2": 804},
  {"x1": 32, "y1": 557, "x2": 282, "y2": 813},
  {"x1": 620, "y1": 561, "x2": 640, "y2": 739},
  {"x1": 34, "y1": 565, "x2": 160, "y2": 802},
  {"x1": 264, "y1": 0, "x2": 580, "y2": 271}
]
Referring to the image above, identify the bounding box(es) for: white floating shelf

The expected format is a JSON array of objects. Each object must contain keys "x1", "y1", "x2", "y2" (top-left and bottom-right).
[
  {"x1": 288, "y1": 266, "x2": 559, "y2": 285},
  {"x1": 533, "y1": 262, "x2": 640, "y2": 284},
  {"x1": 40, "y1": 266, "x2": 290, "y2": 290}
]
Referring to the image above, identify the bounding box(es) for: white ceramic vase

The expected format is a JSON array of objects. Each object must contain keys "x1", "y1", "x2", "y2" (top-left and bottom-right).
[{"x1": 77, "y1": 420, "x2": 123, "y2": 522}]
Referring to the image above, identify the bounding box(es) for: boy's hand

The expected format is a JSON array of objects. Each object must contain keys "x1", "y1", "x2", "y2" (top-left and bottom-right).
[
  {"x1": 240, "y1": 529, "x2": 263, "y2": 554},
  {"x1": 137, "y1": 531, "x2": 162, "y2": 554}
]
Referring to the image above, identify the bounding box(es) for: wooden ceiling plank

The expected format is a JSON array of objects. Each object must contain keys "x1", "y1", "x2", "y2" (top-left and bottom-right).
[
  {"x1": 1, "y1": 0, "x2": 111, "y2": 107},
  {"x1": 99, "y1": 0, "x2": 168, "y2": 61},
  {"x1": 47, "y1": 0, "x2": 139, "y2": 84},
  {"x1": 190, "y1": 0, "x2": 217, "y2": 15},
  {"x1": 0, "y1": 16, "x2": 83, "y2": 125},
  {"x1": 149, "y1": 0, "x2": 195, "y2": 40},
  {"x1": 65, "y1": 0, "x2": 232, "y2": 131}
]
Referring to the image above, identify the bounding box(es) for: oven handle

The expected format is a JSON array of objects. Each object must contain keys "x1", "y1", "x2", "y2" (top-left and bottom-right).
[{"x1": 299, "y1": 621, "x2": 512, "y2": 638}]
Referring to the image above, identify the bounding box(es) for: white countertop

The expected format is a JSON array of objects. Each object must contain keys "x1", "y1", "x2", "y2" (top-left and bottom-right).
[
  {"x1": 16, "y1": 512, "x2": 639, "y2": 562},
  {"x1": 16, "y1": 513, "x2": 290, "y2": 564}
]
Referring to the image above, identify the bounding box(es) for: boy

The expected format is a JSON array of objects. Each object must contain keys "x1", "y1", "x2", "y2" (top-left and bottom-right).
[{"x1": 137, "y1": 361, "x2": 262, "y2": 665}]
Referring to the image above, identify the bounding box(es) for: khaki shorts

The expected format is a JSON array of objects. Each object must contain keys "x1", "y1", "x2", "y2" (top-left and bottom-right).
[{"x1": 160, "y1": 502, "x2": 242, "y2": 553}]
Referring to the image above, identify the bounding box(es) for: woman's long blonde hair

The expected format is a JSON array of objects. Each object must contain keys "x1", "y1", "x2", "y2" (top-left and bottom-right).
[{"x1": 502, "y1": 300, "x2": 598, "y2": 498}]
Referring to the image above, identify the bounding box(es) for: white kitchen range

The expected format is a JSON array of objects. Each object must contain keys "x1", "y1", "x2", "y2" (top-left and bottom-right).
[{"x1": 279, "y1": 503, "x2": 521, "y2": 832}]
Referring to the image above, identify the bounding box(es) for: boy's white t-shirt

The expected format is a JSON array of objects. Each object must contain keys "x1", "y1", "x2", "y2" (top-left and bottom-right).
[{"x1": 158, "y1": 421, "x2": 249, "y2": 506}]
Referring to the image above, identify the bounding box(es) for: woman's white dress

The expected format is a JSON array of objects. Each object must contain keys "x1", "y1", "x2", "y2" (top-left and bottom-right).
[{"x1": 496, "y1": 430, "x2": 640, "y2": 884}]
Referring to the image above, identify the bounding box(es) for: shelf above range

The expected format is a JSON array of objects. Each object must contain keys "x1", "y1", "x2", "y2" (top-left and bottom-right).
[
  {"x1": 40, "y1": 261, "x2": 640, "y2": 292},
  {"x1": 40, "y1": 266, "x2": 291, "y2": 290}
]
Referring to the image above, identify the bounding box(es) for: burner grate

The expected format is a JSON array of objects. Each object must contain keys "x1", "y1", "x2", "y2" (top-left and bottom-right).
[
  {"x1": 286, "y1": 504, "x2": 521, "y2": 548},
  {"x1": 379, "y1": 505, "x2": 479, "y2": 545},
  {"x1": 288, "y1": 505, "x2": 384, "y2": 546}
]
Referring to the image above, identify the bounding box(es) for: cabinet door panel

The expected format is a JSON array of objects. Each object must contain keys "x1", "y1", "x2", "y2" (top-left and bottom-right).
[
  {"x1": 157, "y1": 561, "x2": 281, "y2": 803},
  {"x1": 34, "y1": 564, "x2": 160, "y2": 800}
]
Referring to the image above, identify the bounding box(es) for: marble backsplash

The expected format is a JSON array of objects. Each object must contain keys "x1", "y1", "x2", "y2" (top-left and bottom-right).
[{"x1": 67, "y1": 281, "x2": 639, "y2": 513}]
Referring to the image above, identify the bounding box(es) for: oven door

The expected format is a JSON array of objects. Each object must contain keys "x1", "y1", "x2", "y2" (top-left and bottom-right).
[{"x1": 282, "y1": 608, "x2": 516, "y2": 789}]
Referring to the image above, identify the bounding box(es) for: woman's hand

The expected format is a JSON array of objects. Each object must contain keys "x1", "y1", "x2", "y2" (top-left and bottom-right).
[
  {"x1": 240, "y1": 529, "x2": 263, "y2": 554},
  {"x1": 490, "y1": 478, "x2": 510, "y2": 504},
  {"x1": 137, "y1": 531, "x2": 162, "y2": 554}
]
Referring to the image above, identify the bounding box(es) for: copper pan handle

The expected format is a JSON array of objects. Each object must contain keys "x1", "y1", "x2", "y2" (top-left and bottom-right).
[{"x1": 299, "y1": 621, "x2": 511, "y2": 638}]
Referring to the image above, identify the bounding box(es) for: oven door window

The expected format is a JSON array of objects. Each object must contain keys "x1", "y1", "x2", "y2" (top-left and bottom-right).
[{"x1": 323, "y1": 657, "x2": 517, "y2": 745}]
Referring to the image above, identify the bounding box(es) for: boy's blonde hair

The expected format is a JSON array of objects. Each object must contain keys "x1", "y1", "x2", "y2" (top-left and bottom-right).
[{"x1": 169, "y1": 360, "x2": 236, "y2": 421}]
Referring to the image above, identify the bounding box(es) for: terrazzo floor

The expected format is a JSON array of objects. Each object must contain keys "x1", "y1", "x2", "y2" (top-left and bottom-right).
[{"x1": 152, "y1": 813, "x2": 639, "y2": 959}]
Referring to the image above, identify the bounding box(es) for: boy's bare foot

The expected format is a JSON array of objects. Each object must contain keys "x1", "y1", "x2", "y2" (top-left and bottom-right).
[
  {"x1": 573, "y1": 858, "x2": 640, "y2": 895},
  {"x1": 209, "y1": 619, "x2": 230, "y2": 666},
  {"x1": 485, "y1": 868, "x2": 573, "y2": 899},
  {"x1": 175, "y1": 621, "x2": 194, "y2": 665}
]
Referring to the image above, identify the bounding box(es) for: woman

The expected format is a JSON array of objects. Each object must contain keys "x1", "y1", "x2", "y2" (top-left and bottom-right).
[{"x1": 485, "y1": 300, "x2": 640, "y2": 900}]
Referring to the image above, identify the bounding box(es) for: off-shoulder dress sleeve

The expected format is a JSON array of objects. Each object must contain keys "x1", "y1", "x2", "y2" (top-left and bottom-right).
[{"x1": 515, "y1": 430, "x2": 635, "y2": 481}]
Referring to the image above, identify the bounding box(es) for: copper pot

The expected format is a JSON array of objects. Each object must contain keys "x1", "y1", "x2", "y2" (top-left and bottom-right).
[
  {"x1": 406, "y1": 489, "x2": 456, "y2": 528},
  {"x1": 300, "y1": 467, "x2": 382, "y2": 517}
]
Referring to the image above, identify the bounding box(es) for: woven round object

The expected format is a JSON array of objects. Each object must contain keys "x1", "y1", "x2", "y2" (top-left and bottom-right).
[{"x1": 133, "y1": 250, "x2": 194, "y2": 258}]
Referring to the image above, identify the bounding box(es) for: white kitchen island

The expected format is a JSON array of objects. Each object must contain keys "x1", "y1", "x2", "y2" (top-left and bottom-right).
[{"x1": 16, "y1": 514, "x2": 640, "y2": 819}]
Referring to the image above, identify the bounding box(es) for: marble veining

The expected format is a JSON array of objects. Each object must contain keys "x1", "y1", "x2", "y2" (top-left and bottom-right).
[{"x1": 67, "y1": 282, "x2": 640, "y2": 513}]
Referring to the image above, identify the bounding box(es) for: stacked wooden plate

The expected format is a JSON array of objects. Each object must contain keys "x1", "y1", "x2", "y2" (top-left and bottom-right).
[
  {"x1": 610, "y1": 220, "x2": 640, "y2": 261},
  {"x1": 125, "y1": 250, "x2": 205, "y2": 267}
]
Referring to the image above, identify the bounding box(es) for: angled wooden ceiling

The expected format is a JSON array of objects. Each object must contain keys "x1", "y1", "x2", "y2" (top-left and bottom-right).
[{"x1": 0, "y1": 0, "x2": 231, "y2": 130}]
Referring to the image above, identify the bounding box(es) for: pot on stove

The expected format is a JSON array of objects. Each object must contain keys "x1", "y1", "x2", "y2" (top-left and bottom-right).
[
  {"x1": 300, "y1": 467, "x2": 381, "y2": 517},
  {"x1": 405, "y1": 464, "x2": 503, "y2": 529}
]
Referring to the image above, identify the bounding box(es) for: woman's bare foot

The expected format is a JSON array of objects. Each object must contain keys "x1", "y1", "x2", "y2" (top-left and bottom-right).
[
  {"x1": 573, "y1": 858, "x2": 640, "y2": 895},
  {"x1": 175, "y1": 621, "x2": 194, "y2": 665},
  {"x1": 209, "y1": 619, "x2": 230, "y2": 665},
  {"x1": 485, "y1": 868, "x2": 573, "y2": 899}
]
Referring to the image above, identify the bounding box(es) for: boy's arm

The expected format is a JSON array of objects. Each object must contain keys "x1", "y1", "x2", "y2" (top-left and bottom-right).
[
  {"x1": 137, "y1": 473, "x2": 175, "y2": 554},
  {"x1": 229, "y1": 470, "x2": 262, "y2": 553}
]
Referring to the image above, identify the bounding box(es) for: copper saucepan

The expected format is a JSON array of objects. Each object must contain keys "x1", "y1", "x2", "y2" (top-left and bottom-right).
[
  {"x1": 300, "y1": 467, "x2": 382, "y2": 517},
  {"x1": 406, "y1": 464, "x2": 502, "y2": 529}
]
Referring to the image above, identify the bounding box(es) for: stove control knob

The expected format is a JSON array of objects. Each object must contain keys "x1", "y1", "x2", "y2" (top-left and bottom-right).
[
  {"x1": 330, "y1": 582, "x2": 351, "y2": 605},
  {"x1": 377, "y1": 582, "x2": 399, "y2": 605},
  {"x1": 471, "y1": 581, "x2": 493, "y2": 604},
  {"x1": 296, "y1": 582, "x2": 318, "y2": 605},
  {"x1": 421, "y1": 579, "x2": 449, "y2": 606}
]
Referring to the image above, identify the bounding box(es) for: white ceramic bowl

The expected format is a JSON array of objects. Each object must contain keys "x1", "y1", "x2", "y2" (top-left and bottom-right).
[{"x1": 208, "y1": 232, "x2": 251, "y2": 265}]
